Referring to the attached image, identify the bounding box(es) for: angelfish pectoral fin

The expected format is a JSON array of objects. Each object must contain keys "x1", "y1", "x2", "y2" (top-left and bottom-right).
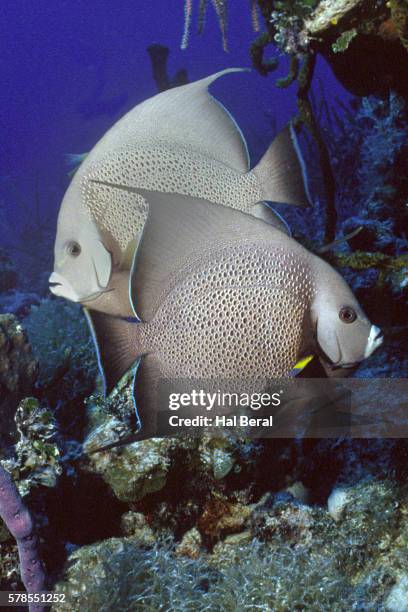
[
  {"x1": 84, "y1": 308, "x2": 141, "y2": 396},
  {"x1": 90, "y1": 240, "x2": 112, "y2": 289}
]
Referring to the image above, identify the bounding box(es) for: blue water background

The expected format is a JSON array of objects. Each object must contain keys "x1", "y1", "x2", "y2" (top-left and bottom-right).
[{"x1": 0, "y1": 0, "x2": 348, "y2": 245}]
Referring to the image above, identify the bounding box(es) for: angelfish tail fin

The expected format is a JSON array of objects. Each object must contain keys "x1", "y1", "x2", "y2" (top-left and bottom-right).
[
  {"x1": 252, "y1": 123, "x2": 311, "y2": 207},
  {"x1": 84, "y1": 308, "x2": 143, "y2": 396}
]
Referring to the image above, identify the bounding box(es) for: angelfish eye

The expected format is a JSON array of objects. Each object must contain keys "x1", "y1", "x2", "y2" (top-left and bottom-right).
[
  {"x1": 339, "y1": 306, "x2": 357, "y2": 324},
  {"x1": 67, "y1": 242, "x2": 81, "y2": 257}
]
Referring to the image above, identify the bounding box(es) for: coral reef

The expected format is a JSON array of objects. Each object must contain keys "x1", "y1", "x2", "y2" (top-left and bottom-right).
[
  {"x1": 334, "y1": 251, "x2": 407, "y2": 290},
  {"x1": 303, "y1": 0, "x2": 367, "y2": 35},
  {"x1": 83, "y1": 387, "x2": 243, "y2": 506},
  {"x1": 0, "y1": 2, "x2": 405, "y2": 604},
  {"x1": 269, "y1": 0, "x2": 317, "y2": 55},
  {"x1": 0, "y1": 290, "x2": 40, "y2": 318},
  {"x1": 390, "y1": 0, "x2": 408, "y2": 51},
  {"x1": 284, "y1": 87, "x2": 407, "y2": 347},
  {"x1": 55, "y1": 535, "x2": 349, "y2": 611},
  {"x1": 85, "y1": 432, "x2": 175, "y2": 504},
  {"x1": 24, "y1": 298, "x2": 98, "y2": 400},
  {"x1": 1, "y1": 398, "x2": 61, "y2": 497},
  {"x1": 254, "y1": 0, "x2": 408, "y2": 98},
  {"x1": 51, "y1": 470, "x2": 408, "y2": 611},
  {"x1": 54, "y1": 365, "x2": 405, "y2": 608},
  {"x1": 180, "y1": 0, "x2": 408, "y2": 100},
  {"x1": 0, "y1": 396, "x2": 62, "y2": 605},
  {"x1": 180, "y1": 0, "x2": 408, "y2": 245},
  {"x1": 0, "y1": 314, "x2": 38, "y2": 450},
  {"x1": 0, "y1": 298, "x2": 405, "y2": 607},
  {"x1": 322, "y1": 92, "x2": 408, "y2": 328}
]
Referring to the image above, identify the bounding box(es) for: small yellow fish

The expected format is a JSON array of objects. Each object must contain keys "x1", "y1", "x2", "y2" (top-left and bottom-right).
[{"x1": 290, "y1": 354, "x2": 315, "y2": 376}]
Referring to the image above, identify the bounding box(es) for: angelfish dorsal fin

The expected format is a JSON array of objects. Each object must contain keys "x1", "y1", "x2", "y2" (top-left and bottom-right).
[
  {"x1": 104, "y1": 68, "x2": 250, "y2": 173},
  {"x1": 84, "y1": 308, "x2": 141, "y2": 396}
]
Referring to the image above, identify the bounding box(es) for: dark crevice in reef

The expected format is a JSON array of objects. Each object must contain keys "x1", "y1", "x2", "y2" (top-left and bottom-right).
[{"x1": 39, "y1": 472, "x2": 129, "y2": 580}]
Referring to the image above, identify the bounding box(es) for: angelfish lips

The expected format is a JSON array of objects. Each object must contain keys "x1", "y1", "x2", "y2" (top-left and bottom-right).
[
  {"x1": 49, "y1": 272, "x2": 65, "y2": 297},
  {"x1": 48, "y1": 271, "x2": 109, "y2": 303},
  {"x1": 49, "y1": 271, "x2": 82, "y2": 302},
  {"x1": 364, "y1": 324, "x2": 383, "y2": 358}
]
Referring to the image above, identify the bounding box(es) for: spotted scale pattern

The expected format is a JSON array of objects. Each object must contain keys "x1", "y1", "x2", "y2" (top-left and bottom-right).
[
  {"x1": 81, "y1": 141, "x2": 260, "y2": 251},
  {"x1": 139, "y1": 244, "x2": 316, "y2": 379}
]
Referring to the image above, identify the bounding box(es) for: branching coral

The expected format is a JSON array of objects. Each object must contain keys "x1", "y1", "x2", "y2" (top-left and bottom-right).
[
  {"x1": 181, "y1": 0, "x2": 246, "y2": 51},
  {"x1": 0, "y1": 465, "x2": 46, "y2": 612}
]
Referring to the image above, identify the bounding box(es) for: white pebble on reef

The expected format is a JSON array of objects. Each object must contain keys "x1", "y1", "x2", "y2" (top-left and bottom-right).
[
  {"x1": 286, "y1": 481, "x2": 309, "y2": 504},
  {"x1": 327, "y1": 487, "x2": 349, "y2": 521},
  {"x1": 386, "y1": 575, "x2": 408, "y2": 612}
]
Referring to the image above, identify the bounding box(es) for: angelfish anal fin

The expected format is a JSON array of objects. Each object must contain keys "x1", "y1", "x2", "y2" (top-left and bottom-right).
[
  {"x1": 87, "y1": 353, "x2": 164, "y2": 453},
  {"x1": 84, "y1": 308, "x2": 141, "y2": 396}
]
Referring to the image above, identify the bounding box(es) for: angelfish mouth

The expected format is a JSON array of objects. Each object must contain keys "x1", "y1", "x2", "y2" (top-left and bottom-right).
[
  {"x1": 49, "y1": 272, "x2": 64, "y2": 294},
  {"x1": 49, "y1": 282, "x2": 63, "y2": 297}
]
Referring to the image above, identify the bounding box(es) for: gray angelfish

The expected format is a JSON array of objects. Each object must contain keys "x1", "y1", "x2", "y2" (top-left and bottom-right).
[
  {"x1": 49, "y1": 69, "x2": 309, "y2": 305},
  {"x1": 81, "y1": 187, "x2": 383, "y2": 444}
]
